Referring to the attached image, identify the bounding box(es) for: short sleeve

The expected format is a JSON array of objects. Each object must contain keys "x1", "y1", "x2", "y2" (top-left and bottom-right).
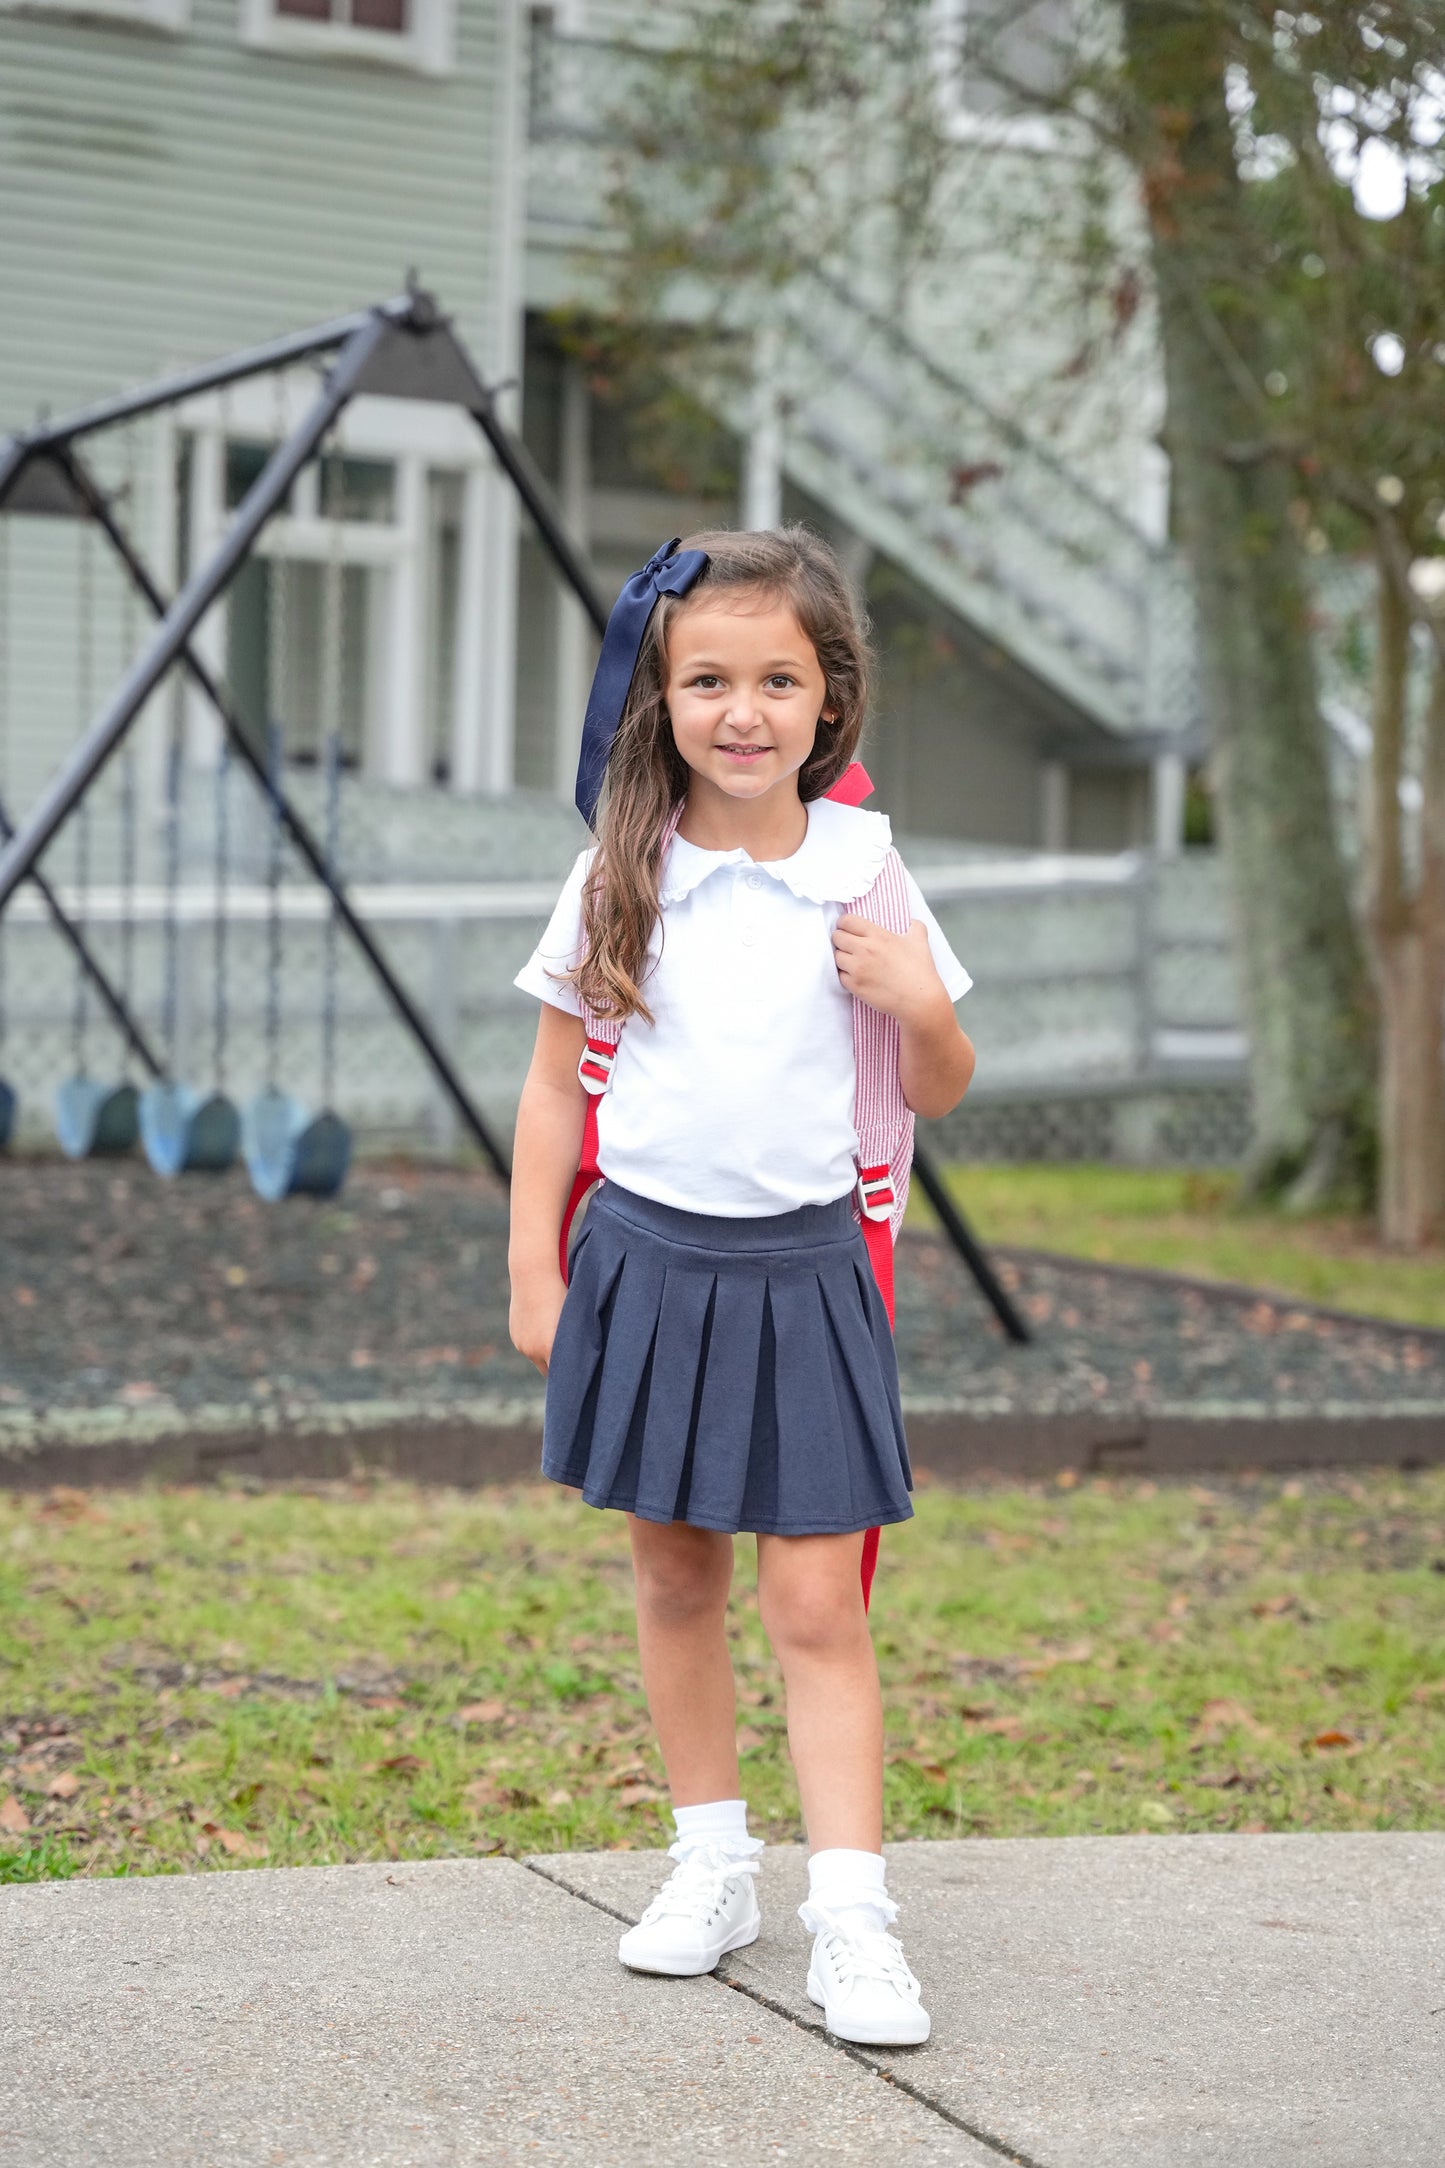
[
  {"x1": 901, "y1": 867, "x2": 973, "y2": 1003},
  {"x1": 512, "y1": 848, "x2": 593, "y2": 1017}
]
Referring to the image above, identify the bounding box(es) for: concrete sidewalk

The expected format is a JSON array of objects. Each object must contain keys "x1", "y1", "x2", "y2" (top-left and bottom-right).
[{"x1": 4, "y1": 1836, "x2": 1441, "y2": 2167}]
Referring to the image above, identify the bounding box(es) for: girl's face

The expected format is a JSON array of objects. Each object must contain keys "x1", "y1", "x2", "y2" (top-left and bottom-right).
[{"x1": 663, "y1": 590, "x2": 833, "y2": 805}]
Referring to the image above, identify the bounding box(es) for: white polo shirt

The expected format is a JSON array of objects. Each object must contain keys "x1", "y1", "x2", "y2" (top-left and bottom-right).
[{"x1": 514, "y1": 797, "x2": 972, "y2": 1217}]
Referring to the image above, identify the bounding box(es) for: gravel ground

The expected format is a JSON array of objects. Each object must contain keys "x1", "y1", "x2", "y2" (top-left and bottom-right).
[{"x1": 3, "y1": 1158, "x2": 1444, "y2": 1422}]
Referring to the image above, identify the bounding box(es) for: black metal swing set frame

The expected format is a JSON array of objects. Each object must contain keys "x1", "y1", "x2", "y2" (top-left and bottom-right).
[{"x1": 0, "y1": 283, "x2": 1027, "y2": 1341}]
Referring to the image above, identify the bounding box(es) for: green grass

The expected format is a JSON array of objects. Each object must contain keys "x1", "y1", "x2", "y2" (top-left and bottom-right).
[
  {"x1": 2, "y1": 1474, "x2": 1442, "y2": 1880},
  {"x1": 922, "y1": 1164, "x2": 1445, "y2": 1329}
]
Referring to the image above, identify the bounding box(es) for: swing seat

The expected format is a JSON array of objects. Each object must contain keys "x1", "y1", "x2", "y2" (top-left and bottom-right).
[
  {"x1": 290, "y1": 1108, "x2": 352, "y2": 1197},
  {"x1": 54, "y1": 1077, "x2": 139, "y2": 1160},
  {"x1": 139, "y1": 1081, "x2": 241, "y2": 1178},
  {"x1": 0, "y1": 1078, "x2": 15, "y2": 1151},
  {"x1": 242, "y1": 1088, "x2": 351, "y2": 1202}
]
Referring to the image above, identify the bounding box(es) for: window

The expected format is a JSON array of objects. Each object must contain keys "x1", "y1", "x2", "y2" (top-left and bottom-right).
[
  {"x1": 239, "y1": 0, "x2": 453, "y2": 75},
  {"x1": 0, "y1": 0, "x2": 189, "y2": 30},
  {"x1": 931, "y1": 0, "x2": 1074, "y2": 149}
]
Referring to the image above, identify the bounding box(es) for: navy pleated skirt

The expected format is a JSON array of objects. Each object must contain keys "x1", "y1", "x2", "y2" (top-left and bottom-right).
[{"x1": 542, "y1": 1181, "x2": 913, "y2": 1536}]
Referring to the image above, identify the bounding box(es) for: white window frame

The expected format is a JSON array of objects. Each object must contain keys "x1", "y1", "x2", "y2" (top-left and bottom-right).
[
  {"x1": 172, "y1": 374, "x2": 511, "y2": 791},
  {"x1": 929, "y1": 0, "x2": 1065, "y2": 154},
  {"x1": 238, "y1": 0, "x2": 455, "y2": 77},
  {"x1": 0, "y1": 0, "x2": 189, "y2": 31}
]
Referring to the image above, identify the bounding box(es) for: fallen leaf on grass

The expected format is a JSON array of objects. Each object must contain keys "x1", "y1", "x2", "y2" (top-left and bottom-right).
[
  {"x1": 456, "y1": 1701, "x2": 506, "y2": 1725},
  {"x1": 974, "y1": 1716, "x2": 1027, "y2": 1739},
  {"x1": 369, "y1": 1755, "x2": 425, "y2": 1776},
  {"x1": 1022, "y1": 1641, "x2": 1093, "y2": 1673},
  {"x1": 1312, "y1": 1729, "x2": 1356, "y2": 1750},
  {"x1": 1191, "y1": 1699, "x2": 1271, "y2": 1745},
  {"x1": 735, "y1": 1727, "x2": 771, "y2": 1753},
  {"x1": 546, "y1": 1788, "x2": 574, "y2": 1807},
  {"x1": 215, "y1": 1829, "x2": 267, "y2": 1858},
  {"x1": 46, "y1": 1771, "x2": 80, "y2": 1800},
  {"x1": 194, "y1": 1821, "x2": 267, "y2": 1858},
  {"x1": 958, "y1": 1704, "x2": 997, "y2": 1722},
  {"x1": 0, "y1": 1794, "x2": 30, "y2": 1834},
  {"x1": 464, "y1": 1779, "x2": 536, "y2": 1812},
  {"x1": 616, "y1": 1784, "x2": 667, "y2": 1808}
]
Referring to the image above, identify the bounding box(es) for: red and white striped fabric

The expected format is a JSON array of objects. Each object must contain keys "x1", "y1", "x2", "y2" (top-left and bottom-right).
[{"x1": 845, "y1": 841, "x2": 914, "y2": 1244}]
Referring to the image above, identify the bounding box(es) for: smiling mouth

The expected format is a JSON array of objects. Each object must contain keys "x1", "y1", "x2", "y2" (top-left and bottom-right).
[{"x1": 717, "y1": 744, "x2": 772, "y2": 760}]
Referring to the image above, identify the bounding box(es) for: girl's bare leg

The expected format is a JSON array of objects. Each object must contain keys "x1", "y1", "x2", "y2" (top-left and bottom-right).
[
  {"x1": 755, "y1": 1531, "x2": 882, "y2": 1852},
  {"x1": 628, "y1": 1517, "x2": 739, "y2": 1806}
]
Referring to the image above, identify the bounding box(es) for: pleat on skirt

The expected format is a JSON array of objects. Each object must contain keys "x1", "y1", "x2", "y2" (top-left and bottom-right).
[{"x1": 542, "y1": 1181, "x2": 913, "y2": 1536}]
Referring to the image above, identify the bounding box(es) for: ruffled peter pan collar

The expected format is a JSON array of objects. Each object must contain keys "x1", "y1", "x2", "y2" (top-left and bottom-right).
[{"x1": 659, "y1": 796, "x2": 892, "y2": 908}]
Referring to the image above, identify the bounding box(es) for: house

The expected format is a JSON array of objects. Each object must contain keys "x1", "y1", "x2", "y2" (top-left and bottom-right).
[
  {"x1": 0, "y1": 0, "x2": 1196, "y2": 851},
  {"x1": 0, "y1": 0, "x2": 1241, "y2": 1161}
]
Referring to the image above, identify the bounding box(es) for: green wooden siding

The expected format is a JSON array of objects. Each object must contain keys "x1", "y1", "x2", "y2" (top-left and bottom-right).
[{"x1": 0, "y1": 0, "x2": 519, "y2": 417}]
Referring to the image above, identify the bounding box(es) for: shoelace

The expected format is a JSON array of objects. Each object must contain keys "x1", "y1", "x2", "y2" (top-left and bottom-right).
[
  {"x1": 804, "y1": 1905, "x2": 920, "y2": 1997},
  {"x1": 640, "y1": 1845, "x2": 760, "y2": 1927}
]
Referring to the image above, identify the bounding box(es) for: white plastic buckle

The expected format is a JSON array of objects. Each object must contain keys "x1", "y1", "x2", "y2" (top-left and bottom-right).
[
  {"x1": 857, "y1": 1163, "x2": 895, "y2": 1222},
  {"x1": 578, "y1": 1038, "x2": 617, "y2": 1095}
]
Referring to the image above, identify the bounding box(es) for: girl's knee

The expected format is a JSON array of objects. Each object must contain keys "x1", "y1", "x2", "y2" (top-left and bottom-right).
[
  {"x1": 630, "y1": 1523, "x2": 732, "y2": 1626},
  {"x1": 759, "y1": 1569, "x2": 868, "y2": 1662}
]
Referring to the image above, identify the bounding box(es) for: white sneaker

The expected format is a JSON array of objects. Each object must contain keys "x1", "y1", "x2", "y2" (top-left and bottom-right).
[
  {"x1": 804, "y1": 1906, "x2": 931, "y2": 2045},
  {"x1": 618, "y1": 1846, "x2": 761, "y2": 1977}
]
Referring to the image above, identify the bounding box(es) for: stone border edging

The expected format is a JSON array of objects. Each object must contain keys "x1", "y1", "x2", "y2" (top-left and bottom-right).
[{"x1": 2, "y1": 1392, "x2": 1443, "y2": 1491}]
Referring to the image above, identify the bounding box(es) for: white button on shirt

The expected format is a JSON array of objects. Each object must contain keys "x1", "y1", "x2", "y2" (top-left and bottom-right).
[{"x1": 514, "y1": 798, "x2": 972, "y2": 1218}]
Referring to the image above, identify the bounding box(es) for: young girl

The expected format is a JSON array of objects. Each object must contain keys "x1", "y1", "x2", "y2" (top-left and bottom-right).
[{"x1": 509, "y1": 526, "x2": 974, "y2": 2048}]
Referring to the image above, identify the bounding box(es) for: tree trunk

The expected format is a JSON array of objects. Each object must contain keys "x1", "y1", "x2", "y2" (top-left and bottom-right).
[
  {"x1": 1372, "y1": 571, "x2": 1445, "y2": 1248},
  {"x1": 1120, "y1": 2, "x2": 1376, "y2": 1206}
]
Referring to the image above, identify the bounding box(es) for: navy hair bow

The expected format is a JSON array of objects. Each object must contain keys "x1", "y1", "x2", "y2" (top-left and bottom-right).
[{"x1": 574, "y1": 537, "x2": 710, "y2": 828}]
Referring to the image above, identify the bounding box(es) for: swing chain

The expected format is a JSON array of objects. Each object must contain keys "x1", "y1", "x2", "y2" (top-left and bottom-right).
[
  {"x1": 264, "y1": 664, "x2": 285, "y2": 1096},
  {"x1": 71, "y1": 520, "x2": 95, "y2": 1078},
  {"x1": 0, "y1": 512, "x2": 9, "y2": 1059},
  {"x1": 160, "y1": 691, "x2": 182, "y2": 1080},
  {"x1": 320, "y1": 425, "x2": 346, "y2": 1110},
  {"x1": 117, "y1": 427, "x2": 140, "y2": 1075},
  {"x1": 213, "y1": 735, "x2": 231, "y2": 1091}
]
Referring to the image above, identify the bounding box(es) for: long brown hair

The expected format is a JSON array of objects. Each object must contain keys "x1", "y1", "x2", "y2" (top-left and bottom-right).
[{"x1": 569, "y1": 525, "x2": 872, "y2": 1024}]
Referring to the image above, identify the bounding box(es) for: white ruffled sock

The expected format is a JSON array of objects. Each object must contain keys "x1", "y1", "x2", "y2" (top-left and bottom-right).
[
  {"x1": 801, "y1": 1846, "x2": 897, "y2": 1937},
  {"x1": 669, "y1": 1798, "x2": 764, "y2": 1864}
]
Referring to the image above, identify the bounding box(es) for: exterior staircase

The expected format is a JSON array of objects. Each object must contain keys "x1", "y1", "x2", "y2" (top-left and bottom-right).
[
  {"x1": 525, "y1": 17, "x2": 1201, "y2": 746},
  {"x1": 742, "y1": 269, "x2": 1200, "y2": 741}
]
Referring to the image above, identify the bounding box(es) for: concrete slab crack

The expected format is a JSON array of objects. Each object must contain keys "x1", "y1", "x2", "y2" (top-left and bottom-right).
[{"x1": 523, "y1": 1855, "x2": 1043, "y2": 2168}]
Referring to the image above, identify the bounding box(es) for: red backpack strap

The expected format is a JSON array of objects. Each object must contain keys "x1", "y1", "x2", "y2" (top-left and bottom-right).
[{"x1": 559, "y1": 1017, "x2": 620, "y2": 1279}]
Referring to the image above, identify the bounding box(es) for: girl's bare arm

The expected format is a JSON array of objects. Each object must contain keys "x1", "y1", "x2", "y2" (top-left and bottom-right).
[{"x1": 508, "y1": 1003, "x2": 589, "y2": 1373}]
